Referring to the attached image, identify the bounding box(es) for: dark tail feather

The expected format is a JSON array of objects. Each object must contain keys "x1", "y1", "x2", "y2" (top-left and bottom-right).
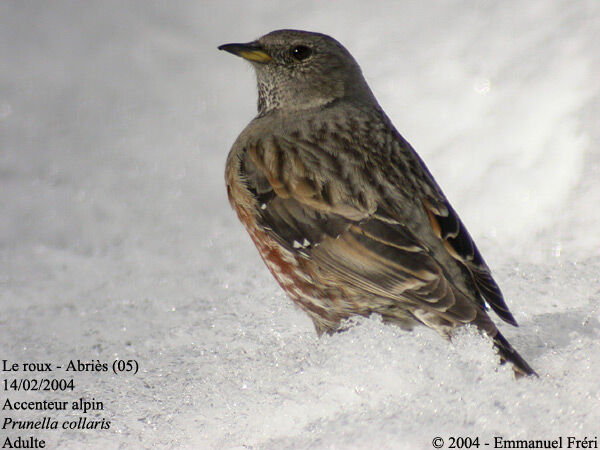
[{"x1": 493, "y1": 331, "x2": 538, "y2": 378}]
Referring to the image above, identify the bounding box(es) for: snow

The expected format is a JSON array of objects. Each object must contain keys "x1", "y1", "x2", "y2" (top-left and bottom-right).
[{"x1": 1, "y1": 1, "x2": 599, "y2": 448}]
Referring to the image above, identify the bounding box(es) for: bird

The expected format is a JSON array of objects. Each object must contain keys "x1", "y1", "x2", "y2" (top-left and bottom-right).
[{"x1": 218, "y1": 29, "x2": 536, "y2": 377}]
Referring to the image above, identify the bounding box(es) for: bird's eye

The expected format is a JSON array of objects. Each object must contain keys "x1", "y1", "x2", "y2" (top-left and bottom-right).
[{"x1": 291, "y1": 45, "x2": 312, "y2": 61}]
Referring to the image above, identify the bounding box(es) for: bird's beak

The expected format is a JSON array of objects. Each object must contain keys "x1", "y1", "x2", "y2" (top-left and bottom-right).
[{"x1": 218, "y1": 41, "x2": 272, "y2": 63}]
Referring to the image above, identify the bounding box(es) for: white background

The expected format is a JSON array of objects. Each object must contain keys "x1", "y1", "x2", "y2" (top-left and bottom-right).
[{"x1": 1, "y1": 1, "x2": 599, "y2": 448}]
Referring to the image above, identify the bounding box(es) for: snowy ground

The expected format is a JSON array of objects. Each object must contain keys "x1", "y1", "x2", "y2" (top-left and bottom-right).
[{"x1": 1, "y1": 1, "x2": 599, "y2": 448}]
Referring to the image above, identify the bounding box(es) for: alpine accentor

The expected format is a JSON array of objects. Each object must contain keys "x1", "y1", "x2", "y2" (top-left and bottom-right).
[{"x1": 219, "y1": 29, "x2": 536, "y2": 377}]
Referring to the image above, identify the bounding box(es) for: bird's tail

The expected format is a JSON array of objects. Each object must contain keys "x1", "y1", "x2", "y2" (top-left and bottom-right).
[{"x1": 493, "y1": 331, "x2": 538, "y2": 378}]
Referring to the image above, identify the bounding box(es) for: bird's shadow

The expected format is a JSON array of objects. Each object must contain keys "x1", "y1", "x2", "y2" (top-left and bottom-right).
[{"x1": 515, "y1": 305, "x2": 600, "y2": 360}]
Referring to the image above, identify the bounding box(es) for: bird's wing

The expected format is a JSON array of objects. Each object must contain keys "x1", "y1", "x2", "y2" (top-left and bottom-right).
[
  {"x1": 239, "y1": 135, "x2": 494, "y2": 331},
  {"x1": 396, "y1": 140, "x2": 518, "y2": 326},
  {"x1": 420, "y1": 196, "x2": 516, "y2": 325}
]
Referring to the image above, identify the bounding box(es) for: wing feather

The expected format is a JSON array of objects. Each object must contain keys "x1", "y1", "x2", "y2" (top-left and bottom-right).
[{"x1": 422, "y1": 199, "x2": 517, "y2": 326}]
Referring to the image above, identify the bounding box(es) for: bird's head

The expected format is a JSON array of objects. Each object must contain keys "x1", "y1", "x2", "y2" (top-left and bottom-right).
[{"x1": 219, "y1": 29, "x2": 375, "y2": 114}]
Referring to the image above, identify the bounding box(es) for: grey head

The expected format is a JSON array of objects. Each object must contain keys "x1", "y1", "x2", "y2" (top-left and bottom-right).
[{"x1": 219, "y1": 29, "x2": 376, "y2": 115}]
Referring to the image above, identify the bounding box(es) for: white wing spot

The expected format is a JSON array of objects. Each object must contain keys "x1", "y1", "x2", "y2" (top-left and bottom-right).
[
  {"x1": 302, "y1": 238, "x2": 310, "y2": 247},
  {"x1": 293, "y1": 240, "x2": 302, "y2": 248},
  {"x1": 260, "y1": 203, "x2": 267, "y2": 210}
]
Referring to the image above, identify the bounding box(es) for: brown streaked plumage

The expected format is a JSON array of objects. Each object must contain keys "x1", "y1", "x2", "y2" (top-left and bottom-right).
[{"x1": 219, "y1": 29, "x2": 536, "y2": 377}]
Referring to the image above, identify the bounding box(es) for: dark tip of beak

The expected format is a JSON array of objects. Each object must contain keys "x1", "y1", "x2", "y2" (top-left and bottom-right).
[
  {"x1": 218, "y1": 43, "x2": 241, "y2": 53},
  {"x1": 217, "y1": 42, "x2": 260, "y2": 54}
]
